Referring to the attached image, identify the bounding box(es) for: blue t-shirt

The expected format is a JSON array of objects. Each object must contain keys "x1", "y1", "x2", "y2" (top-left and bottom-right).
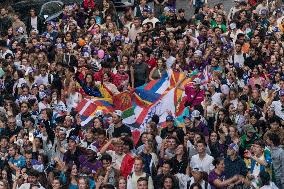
[{"x1": 9, "y1": 155, "x2": 26, "y2": 169}]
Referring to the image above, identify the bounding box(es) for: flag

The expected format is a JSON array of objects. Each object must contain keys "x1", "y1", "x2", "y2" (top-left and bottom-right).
[{"x1": 76, "y1": 98, "x2": 114, "y2": 126}]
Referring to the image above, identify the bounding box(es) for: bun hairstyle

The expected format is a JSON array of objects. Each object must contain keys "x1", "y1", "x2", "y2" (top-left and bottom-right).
[{"x1": 212, "y1": 157, "x2": 224, "y2": 167}]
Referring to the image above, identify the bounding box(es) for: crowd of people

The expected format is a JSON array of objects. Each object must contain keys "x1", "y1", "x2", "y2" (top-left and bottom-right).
[{"x1": 0, "y1": 0, "x2": 284, "y2": 188}]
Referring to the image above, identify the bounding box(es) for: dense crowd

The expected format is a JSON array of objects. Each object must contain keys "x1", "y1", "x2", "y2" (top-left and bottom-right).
[{"x1": 0, "y1": 0, "x2": 284, "y2": 188}]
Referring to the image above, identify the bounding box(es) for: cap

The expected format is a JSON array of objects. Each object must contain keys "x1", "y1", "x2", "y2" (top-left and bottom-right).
[
  {"x1": 114, "y1": 35, "x2": 123, "y2": 41},
  {"x1": 113, "y1": 110, "x2": 122, "y2": 117},
  {"x1": 228, "y1": 143, "x2": 239, "y2": 152},
  {"x1": 95, "y1": 110, "x2": 104, "y2": 117},
  {"x1": 259, "y1": 8, "x2": 268, "y2": 15},
  {"x1": 39, "y1": 91, "x2": 47, "y2": 100},
  {"x1": 194, "y1": 50, "x2": 202, "y2": 57},
  {"x1": 229, "y1": 23, "x2": 236, "y2": 30},
  {"x1": 23, "y1": 117, "x2": 35, "y2": 125},
  {"x1": 31, "y1": 29, "x2": 39, "y2": 34},
  {"x1": 245, "y1": 124, "x2": 256, "y2": 133},
  {"x1": 69, "y1": 135, "x2": 79, "y2": 143},
  {"x1": 17, "y1": 27, "x2": 24, "y2": 34},
  {"x1": 183, "y1": 115, "x2": 191, "y2": 120},
  {"x1": 87, "y1": 144, "x2": 98, "y2": 152},
  {"x1": 193, "y1": 78, "x2": 201, "y2": 85},
  {"x1": 59, "y1": 127, "x2": 67, "y2": 134},
  {"x1": 192, "y1": 165, "x2": 203, "y2": 172},
  {"x1": 191, "y1": 110, "x2": 200, "y2": 118},
  {"x1": 279, "y1": 89, "x2": 284, "y2": 96},
  {"x1": 164, "y1": 7, "x2": 170, "y2": 12},
  {"x1": 166, "y1": 115, "x2": 174, "y2": 122}
]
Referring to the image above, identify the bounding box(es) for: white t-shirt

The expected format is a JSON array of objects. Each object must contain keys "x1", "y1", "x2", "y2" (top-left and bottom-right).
[
  {"x1": 271, "y1": 100, "x2": 284, "y2": 120},
  {"x1": 106, "y1": 150, "x2": 125, "y2": 170},
  {"x1": 31, "y1": 17, "x2": 37, "y2": 30},
  {"x1": 211, "y1": 92, "x2": 223, "y2": 107},
  {"x1": 190, "y1": 153, "x2": 214, "y2": 174},
  {"x1": 165, "y1": 56, "x2": 176, "y2": 68}
]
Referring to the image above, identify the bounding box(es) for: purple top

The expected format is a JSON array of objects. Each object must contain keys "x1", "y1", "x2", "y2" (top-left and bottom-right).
[
  {"x1": 208, "y1": 170, "x2": 226, "y2": 189},
  {"x1": 187, "y1": 60, "x2": 208, "y2": 72}
]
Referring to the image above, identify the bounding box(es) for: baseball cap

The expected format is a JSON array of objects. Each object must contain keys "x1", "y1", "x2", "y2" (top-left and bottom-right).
[
  {"x1": 193, "y1": 78, "x2": 201, "y2": 85},
  {"x1": 229, "y1": 23, "x2": 236, "y2": 30},
  {"x1": 192, "y1": 165, "x2": 203, "y2": 172},
  {"x1": 59, "y1": 127, "x2": 67, "y2": 134},
  {"x1": 279, "y1": 89, "x2": 284, "y2": 96},
  {"x1": 69, "y1": 135, "x2": 79, "y2": 143},
  {"x1": 228, "y1": 143, "x2": 239, "y2": 152},
  {"x1": 194, "y1": 50, "x2": 202, "y2": 57},
  {"x1": 87, "y1": 144, "x2": 98, "y2": 152},
  {"x1": 191, "y1": 110, "x2": 200, "y2": 118},
  {"x1": 245, "y1": 124, "x2": 256, "y2": 133},
  {"x1": 183, "y1": 115, "x2": 191, "y2": 120},
  {"x1": 113, "y1": 110, "x2": 122, "y2": 117},
  {"x1": 166, "y1": 115, "x2": 174, "y2": 122}
]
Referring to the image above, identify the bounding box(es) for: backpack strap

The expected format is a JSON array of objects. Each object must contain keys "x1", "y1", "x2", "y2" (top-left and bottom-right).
[
  {"x1": 205, "y1": 181, "x2": 208, "y2": 189},
  {"x1": 186, "y1": 180, "x2": 191, "y2": 189},
  {"x1": 48, "y1": 74, "x2": 52, "y2": 84}
]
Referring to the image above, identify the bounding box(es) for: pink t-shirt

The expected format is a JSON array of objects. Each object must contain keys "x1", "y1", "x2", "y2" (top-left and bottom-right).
[{"x1": 185, "y1": 85, "x2": 205, "y2": 107}]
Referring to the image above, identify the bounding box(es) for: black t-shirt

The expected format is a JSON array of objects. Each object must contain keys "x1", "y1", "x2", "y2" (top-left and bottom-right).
[{"x1": 113, "y1": 124, "x2": 132, "y2": 138}]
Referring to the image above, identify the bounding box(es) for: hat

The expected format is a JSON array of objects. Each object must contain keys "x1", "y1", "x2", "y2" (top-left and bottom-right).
[
  {"x1": 114, "y1": 35, "x2": 123, "y2": 41},
  {"x1": 31, "y1": 29, "x2": 39, "y2": 34},
  {"x1": 166, "y1": 115, "x2": 174, "y2": 122},
  {"x1": 229, "y1": 23, "x2": 236, "y2": 30},
  {"x1": 259, "y1": 8, "x2": 268, "y2": 15},
  {"x1": 194, "y1": 50, "x2": 202, "y2": 57},
  {"x1": 228, "y1": 143, "x2": 239, "y2": 152},
  {"x1": 39, "y1": 91, "x2": 47, "y2": 100},
  {"x1": 276, "y1": 8, "x2": 282, "y2": 13},
  {"x1": 245, "y1": 124, "x2": 256, "y2": 133},
  {"x1": 113, "y1": 110, "x2": 122, "y2": 117},
  {"x1": 23, "y1": 117, "x2": 35, "y2": 125},
  {"x1": 193, "y1": 78, "x2": 201, "y2": 85},
  {"x1": 192, "y1": 165, "x2": 203, "y2": 172},
  {"x1": 183, "y1": 115, "x2": 191, "y2": 120},
  {"x1": 164, "y1": 7, "x2": 170, "y2": 12},
  {"x1": 279, "y1": 89, "x2": 284, "y2": 96},
  {"x1": 69, "y1": 135, "x2": 79, "y2": 143},
  {"x1": 95, "y1": 110, "x2": 104, "y2": 117},
  {"x1": 59, "y1": 127, "x2": 67, "y2": 134},
  {"x1": 191, "y1": 110, "x2": 200, "y2": 118},
  {"x1": 87, "y1": 144, "x2": 98, "y2": 152}
]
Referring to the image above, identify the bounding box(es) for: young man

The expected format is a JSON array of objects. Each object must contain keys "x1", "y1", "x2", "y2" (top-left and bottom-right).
[
  {"x1": 190, "y1": 140, "x2": 214, "y2": 174},
  {"x1": 224, "y1": 143, "x2": 247, "y2": 179},
  {"x1": 266, "y1": 133, "x2": 284, "y2": 189},
  {"x1": 127, "y1": 157, "x2": 154, "y2": 189},
  {"x1": 100, "y1": 138, "x2": 126, "y2": 170},
  {"x1": 108, "y1": 110, "x2": 132, "y2": 138},
  {"x1": 175, "y1": 166, "x2": 211, "y2": 189},
  {"x1": 137, "y1": 177, "x2": 149, "y2": 189},
  {"x1": 247, "y1": 140, "x2": 272, "y2": 187}
]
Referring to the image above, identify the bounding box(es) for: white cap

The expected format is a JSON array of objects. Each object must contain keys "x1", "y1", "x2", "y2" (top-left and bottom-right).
[
  {"x1": 229, "y1": 23, "x2": 236, "y2": 30},
  {"x1": 95, "y1": 110, "x2": 104, "y2": 117},
  {"x1": 113, "y1": 110, "x2": 122, "y2": 117},
  {"x1": 193, "y1": 78, "x2": 201, "y2": 85},
  {"x1": 191, "y1": 110, "x2": 200, "y2": 118},
  {"x1": 194, "y1": 50, "x2": 202, "y2": 57}
]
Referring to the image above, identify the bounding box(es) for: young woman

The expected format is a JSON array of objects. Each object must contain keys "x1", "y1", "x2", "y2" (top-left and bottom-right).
[
  {"x1": 149, "y1": 58, "x2": 167, "y2": 81},
  {"x1": 208, "y1": 158, "x2": 239, "y2": 189}
]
